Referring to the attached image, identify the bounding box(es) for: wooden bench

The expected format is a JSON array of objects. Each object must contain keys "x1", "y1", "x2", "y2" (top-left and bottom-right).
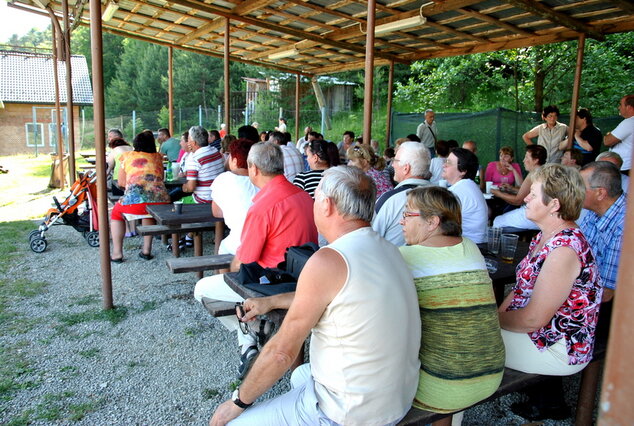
[
  {"x1": 137, "y1": 221, "x2": 218, "y2": 237},
  {"x1": 398, "y1": 343, "x2": 607, "y2": 425},
  {"x1": 166, "y1": 254, "x2": 234, "y2": 274}
]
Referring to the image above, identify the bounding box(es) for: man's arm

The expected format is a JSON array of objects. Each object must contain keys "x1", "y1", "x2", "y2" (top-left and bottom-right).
[
  {"x1": 210, "y1": 248, "x2": 347, "y2": 426},
  {"x1": 182, "y1": 178, "x2": 196, "y2": 193},
  {"x1": 604, "y1": 132, "x2": 621, "y2": 147}
]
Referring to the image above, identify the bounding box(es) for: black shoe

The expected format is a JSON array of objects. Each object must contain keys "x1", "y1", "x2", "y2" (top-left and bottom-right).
[
  {"x1": 138, "y1": 252, "x2": 154, "y2": 260},
  {"x1": 511, "y1": 401, "x2": 571, "y2": 421},
  {"x1": 237, "y1": 345, "x2": 258, "y2": 379}
]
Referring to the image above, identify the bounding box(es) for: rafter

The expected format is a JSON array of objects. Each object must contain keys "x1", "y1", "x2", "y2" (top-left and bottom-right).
[{"x1": 502, "y1": 0, "x2": 604, "y2": 40}]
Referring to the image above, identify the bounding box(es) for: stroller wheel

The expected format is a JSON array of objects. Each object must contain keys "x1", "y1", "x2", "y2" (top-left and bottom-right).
[
  {"x1": 28, "y1": 230, "x2": 41, "y2": 241},
  {"x1": 30, "y1": 237, "x2": 48, "y2": 253},
  {"x1": 85, "y1": 231, "x2": 100, "y2": 247}
]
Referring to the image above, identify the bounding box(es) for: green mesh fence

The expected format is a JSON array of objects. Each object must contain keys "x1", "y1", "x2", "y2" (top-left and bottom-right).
[{"x1": 391, "y1": 108, "x2": 623, "y2": 167}]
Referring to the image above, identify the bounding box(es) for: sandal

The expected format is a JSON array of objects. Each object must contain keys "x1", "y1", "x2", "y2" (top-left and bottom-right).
[
  {"x1": 237, "y1": 345, "x2": 259, "y2": 379},
  {"x1": 111, "y1": 257, "x2": 124, "y2": 263},
  {"x1": 138, "y1": 252, "x2": 154, "y2": 260}
]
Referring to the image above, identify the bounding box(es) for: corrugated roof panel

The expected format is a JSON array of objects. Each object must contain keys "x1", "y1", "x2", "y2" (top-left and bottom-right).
[{"x1": 0, "y1": 50, "x2": 93, "y2": 105}]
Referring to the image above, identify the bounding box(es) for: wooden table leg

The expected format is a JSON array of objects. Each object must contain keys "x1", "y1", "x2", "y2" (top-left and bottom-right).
[
  {"x1": 214, "y1": 221, "x2": 224, "y2": 255},
  {"x1": 172, "y1": 232, "x2": 180, "y2": 257},
  {"x1": 575, "y1": 360, "x2": 602, "y2": 426},
  {"x1": 194, "y1": 232, "x2": 203, "y2": 279}
]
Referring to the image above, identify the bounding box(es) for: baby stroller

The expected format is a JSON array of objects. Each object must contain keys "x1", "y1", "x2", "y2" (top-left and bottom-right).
[{"x1": 28, "y1": 170, "x2": 100, "y2": 253}]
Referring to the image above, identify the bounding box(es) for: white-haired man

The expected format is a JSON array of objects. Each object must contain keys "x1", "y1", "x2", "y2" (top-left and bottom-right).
[
  {"x1": 210, "y1": 166, "x2": 420, "y2": 426},
  {"x1": 372, "y1": 142, "x2": 432, "y2": 246},
  {"x1": 416, "y1": 109, "x2": 438, "y2": 153}
]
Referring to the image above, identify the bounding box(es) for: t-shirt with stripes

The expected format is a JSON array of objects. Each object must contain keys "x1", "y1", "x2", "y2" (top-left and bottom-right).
[
  {"x1": 184, "y1": 145, "x2": 225, "y2": 203},
  {"x1": 292, "y1": 169, "x2": 325, "y2": 199}
]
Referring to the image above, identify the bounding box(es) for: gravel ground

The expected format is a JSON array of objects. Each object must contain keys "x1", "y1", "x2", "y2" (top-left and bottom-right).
[{"x1": 1, "y1": 220, "x2": 588, "y2": 425}]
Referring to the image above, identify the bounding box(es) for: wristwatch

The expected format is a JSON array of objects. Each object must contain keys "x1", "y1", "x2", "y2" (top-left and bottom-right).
[{"x1": 232, "y1": 388, "x2": 252, "y2": 409}]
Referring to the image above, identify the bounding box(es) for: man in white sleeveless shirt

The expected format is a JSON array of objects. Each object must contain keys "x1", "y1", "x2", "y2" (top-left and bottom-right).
[{"x1": 210, "y1": 166, "x2": 421, "y2": 426}]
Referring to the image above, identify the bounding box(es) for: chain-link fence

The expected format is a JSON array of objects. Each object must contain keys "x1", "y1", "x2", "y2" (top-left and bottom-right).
[{"x1": 391, "y1": 108, "x2": 622, "y2": 166}]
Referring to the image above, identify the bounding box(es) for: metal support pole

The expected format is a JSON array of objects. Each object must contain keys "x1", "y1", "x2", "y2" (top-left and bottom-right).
[
  {"x1": 168, "y1": 46, "x2": 174, "y2": 135},
  {"x1": 224, "y1": 18, "x2": 231, "y2": 134},
  {"x1": 295, "y1": 73, "x2": 300, "y2": 142},
  {"x1": 567, "y1": 34, "x2": 586, "y2": 147},
  {"x1": 132, "y1": 110, "x2": 136, "y2": 136},
  {"x1": 599, "y1": 160, "x2": 634, "y2": 422},
  {"x1": 385, "y1": 60, "x2": 394, "y2": 147},
  {"x1": 90, "y1": 0, "x2": 113, "y2": 309},
  {"x1": 199, "y1": 105, "x2": 202, "y2": 127},
  {"x1": 62, "y1": 0, "x2": 76, "y2": 181},
  {"x1": 362, "y1": 0, "x2": 376, "y2": 145},
  {"x1": 32, "y1": 106, "x2": 39, "y2": 157},
  {"x1": 51, "y1": 24, "x2": 66, "y2": 189}
]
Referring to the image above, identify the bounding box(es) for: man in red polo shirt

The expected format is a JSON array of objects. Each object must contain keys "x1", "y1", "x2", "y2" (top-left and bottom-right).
[{"x1": 194, "y1": 141, "x2": 317, "y2": 377}]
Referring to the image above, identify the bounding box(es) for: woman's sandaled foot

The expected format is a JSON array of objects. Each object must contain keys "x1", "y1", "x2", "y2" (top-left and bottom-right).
[
  {"x1": 111, "y1": 257, "x2": 124, "y2": 263},
  {"x1": 138, "y1": 252, "x2": 154, "y2": 260}
]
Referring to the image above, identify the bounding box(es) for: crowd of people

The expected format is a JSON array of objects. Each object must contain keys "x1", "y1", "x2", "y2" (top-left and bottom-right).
[{"x1": 101, "y1": 93, "x2": 632, "y2": 425}]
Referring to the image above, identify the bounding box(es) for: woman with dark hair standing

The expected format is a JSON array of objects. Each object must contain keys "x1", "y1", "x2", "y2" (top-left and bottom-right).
[
  {"x1": 110, "y1": 131, "x2": 170, "y2": 262},
  {"x1": 570, "y1": 108, "x2": 603, "y2": 165},
  {"x1": 293, "y1": 140, "x2": 339, "y2": 198}
]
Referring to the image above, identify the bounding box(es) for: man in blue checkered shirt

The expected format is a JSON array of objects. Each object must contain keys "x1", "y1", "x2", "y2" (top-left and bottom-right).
[{"x1": 579, "y1": 161, "x2": 626, "y2": 303}]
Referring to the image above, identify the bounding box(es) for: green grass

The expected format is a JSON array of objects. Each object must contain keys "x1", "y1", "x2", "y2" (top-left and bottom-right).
[
  {"x1": 202, "y1": 388, "x2": 219, "y2": 399},
  {"x1": 78, "y1": 348, "x2": 100, "y2": 358},
  {"x1": 55, "y1": 305, "x2": 128, "y2": 329},
  {"x1": 0, "y1": 221, "x2": 40, "y2": 274},
  {"x1": 4, "y1": 392, "x2": 101, "y2": 424}
]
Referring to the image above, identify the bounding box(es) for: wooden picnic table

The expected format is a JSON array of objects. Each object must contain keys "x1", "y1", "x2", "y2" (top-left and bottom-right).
[
  {"x1": 224, "y1": 240, "x2": 530, "y2": 304},
  {"x1": 164, "y1": 177, "x2": 186, "y2": 190},
  {"x1": 145, "y1": 203, "x2": 224, "y2": 259}
]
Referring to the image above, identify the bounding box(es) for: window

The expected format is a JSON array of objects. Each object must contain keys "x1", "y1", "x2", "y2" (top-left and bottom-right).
[{"x1": 25, "y1": 123, "x2": 45, "y2": 147}]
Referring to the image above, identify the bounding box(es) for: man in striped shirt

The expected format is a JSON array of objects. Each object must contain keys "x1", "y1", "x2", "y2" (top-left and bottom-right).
[{"x1": 182, "y1": 126, "x2": 225, "y2": 203}]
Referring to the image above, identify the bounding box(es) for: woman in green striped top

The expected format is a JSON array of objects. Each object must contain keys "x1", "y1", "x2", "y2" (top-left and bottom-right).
[{"x1": 399, "y1": 186, "x2": 505, "y2": 419}]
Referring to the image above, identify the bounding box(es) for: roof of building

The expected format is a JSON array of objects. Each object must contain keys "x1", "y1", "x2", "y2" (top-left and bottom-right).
[
  {"x1": 8, "y1": 0, "x2": 634, "y2": 76},
  {"x1": 0, "y1": 49, "x2": 93, "y2": 105}
]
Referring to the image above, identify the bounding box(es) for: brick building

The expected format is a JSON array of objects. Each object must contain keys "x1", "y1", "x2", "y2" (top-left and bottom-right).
[{"x1": 0, "y1": 49, "x2": 93, "y2": 156}]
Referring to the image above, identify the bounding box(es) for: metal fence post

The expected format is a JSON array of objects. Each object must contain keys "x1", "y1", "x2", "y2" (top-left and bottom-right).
[
  {"x1": 198, "y1": 105, "x2": 202, "y2": 127},
  {"x1": 132, "y1": 110, "x2": 136, "y2": 136}
]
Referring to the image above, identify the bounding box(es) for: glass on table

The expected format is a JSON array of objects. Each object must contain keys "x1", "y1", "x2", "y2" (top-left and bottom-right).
[{"x1": 500, "y1": 234, "x2": 519, "y2": 263}]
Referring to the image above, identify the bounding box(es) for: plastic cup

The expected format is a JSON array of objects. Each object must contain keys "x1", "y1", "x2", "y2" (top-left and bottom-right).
[
  {"x1": 500, "y1": 234, "x2": 519, "y2": 263},
  {"x1": 486, "y1": 181, "x2": 493, "y2": 194},
  {"x1": 174, "y1": 201, "x2": 183, "y2": 214},
  {"x1": 487, "y1": 227, "x2": 502, "y2": 254},
  {"x1": 171, "y1": 162, "x2": 180, "y2": 179}
]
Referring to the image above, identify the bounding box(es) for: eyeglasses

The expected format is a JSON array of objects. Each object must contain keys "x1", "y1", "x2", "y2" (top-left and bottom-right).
[{"x1": 402, "y1": 211, "x2": 421, "y2": 219}]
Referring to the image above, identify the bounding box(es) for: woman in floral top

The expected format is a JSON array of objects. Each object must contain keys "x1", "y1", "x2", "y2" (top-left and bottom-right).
[
  {"x1": 346, "y1": 143, "x2": 393, "y2": 199},
  {"x1": 498, "y1": 164, "x2": 601, "y2": 376},
  {"x1": 110, "y1": 131, "x2": 170, "y2": 263}
]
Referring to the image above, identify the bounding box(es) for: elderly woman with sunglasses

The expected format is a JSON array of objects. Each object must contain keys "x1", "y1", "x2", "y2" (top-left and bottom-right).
[
  {"x1": 347, "y1": 143, "x2": 393, "y2": 199},
  {"x1": 399, "y1": 186, "x2": 505, "y2": 419},
  {"x1": 293, "y1": 139, "x2": 339, "y2": 198},
  {"x1": 498, "y1": 164, "x2": 602, "y2": 375}
]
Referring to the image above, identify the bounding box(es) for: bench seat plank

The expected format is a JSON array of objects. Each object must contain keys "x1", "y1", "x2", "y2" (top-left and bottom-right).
[
  {"x1": 166, "y1": 254, "x2": 234, "y2": 273},
  {"x1": 137, "y1": 221, "x2": 218, "y2": 236}
]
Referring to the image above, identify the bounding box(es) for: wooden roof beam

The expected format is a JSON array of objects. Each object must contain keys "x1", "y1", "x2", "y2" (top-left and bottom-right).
[
  {"x1": 167, "y1": 0, "x2": 408, "y2": 63},
  {"x1": 177, "y1": 19, "x2": 224, "y2": 44},
  {"x1": 607, "y1": 0, "x2": 634, "y2": 14},
  {"x1": 502, "y1": 0, "x2": 605, "y2": 40},
  {"x1": 457, "y1": 7, "x2": 534, "y2": 37}
]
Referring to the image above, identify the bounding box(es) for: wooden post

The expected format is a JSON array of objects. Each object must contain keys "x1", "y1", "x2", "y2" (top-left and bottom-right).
[
  {"x1": 224, "y1": 18, "x2": 231, "y2": 134},
  {"x1": 51, "y1": 23, "x2": 66, "y2": 189},
  {"x1": 62, "y1": 0, "x2": 76, "y2": 182},
  {"x1": 295, "y1": 73, "x2": 300, "y2": 142},
  {"x1": 567, "y1": 34, "x2": 585, "y2": 147},
  {"x1": 362, "y1": 0, "x2": 376, "y2": 145},
  {"x1": 90, "y1": 0, "x2": 113, "y2": 309},
  {"x1": 385, "y1": 60, "x2": 394, "y2": 147},
  {"x1": 168, "y1": 46, "x2": 174, "y2": 135},
  {"x1": 599, "y1": 160, "x2": 634, "y2": 423},
  {"x1": 310, "y1": 77, "x2": 331, "y2": 130}
]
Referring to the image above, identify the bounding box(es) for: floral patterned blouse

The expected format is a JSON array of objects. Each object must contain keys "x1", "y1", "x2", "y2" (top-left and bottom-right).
[
  {"x1": 119, "y1": 151, "x2": 170, "y2": 206},
  {"x1": 506, "y1": 228, "x2": 602, "y2": 365},
  {"x1": 366, "y1": 167, "x2": 393, "y2": 199}
]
